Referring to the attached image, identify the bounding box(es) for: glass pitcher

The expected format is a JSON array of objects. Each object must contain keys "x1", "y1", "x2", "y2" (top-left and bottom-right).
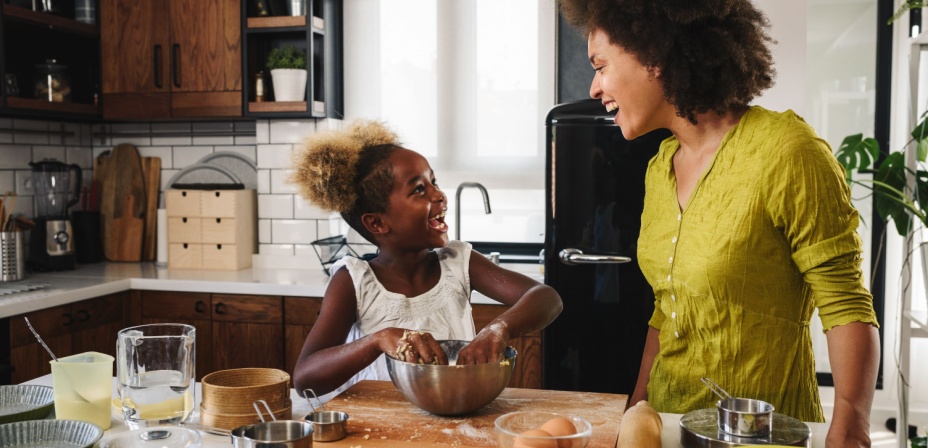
[
  {"x1": 31, "y1": 159, "x2": 82, "y2": 219},
  {"x1": 116, "y1": 324, "x2": 196, "y2": 429}
]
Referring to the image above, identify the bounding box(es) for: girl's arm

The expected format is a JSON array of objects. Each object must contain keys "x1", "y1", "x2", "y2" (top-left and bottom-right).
[
  {"x1": 458, "y1": 251, "x2": 563, "y2": 364},
  {"x1": 292, "y1": 269, "x2": 447, "y2": 395}
]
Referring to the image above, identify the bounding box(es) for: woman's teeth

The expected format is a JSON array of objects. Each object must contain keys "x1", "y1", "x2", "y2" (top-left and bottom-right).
[
  {"x1": 429, "y1": 211, "x2": 447, "y2": 230},
  {"x1": 605, "y1": 103, "x2": 618, "y2": 113}
]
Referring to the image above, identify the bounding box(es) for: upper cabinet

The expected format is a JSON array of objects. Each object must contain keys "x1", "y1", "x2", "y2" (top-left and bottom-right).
[
  {"x1": 242, "y1": 0, "x2": 342, "y2": 119},
  {"x1": 100, "y1": 0, "x2": 242, "y2": 120},
  {"x1": 0, "y1": 2, "x2": 102, "y2": 120}
]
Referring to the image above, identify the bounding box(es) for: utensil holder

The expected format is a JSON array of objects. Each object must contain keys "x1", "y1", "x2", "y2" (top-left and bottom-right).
[{"x1": 0, "y1": 231, "x2": 26, "y2": 282}]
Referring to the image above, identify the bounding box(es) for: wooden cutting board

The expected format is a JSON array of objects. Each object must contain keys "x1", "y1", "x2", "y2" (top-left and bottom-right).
[
  {"x1": 140, "y1": 157, "x2": 161, "y2": 261},
  {"x1": 96, "y1": 144, "x2": 146, "y2": 261},
  {"x1": 111, "y1": 194, "x2": 143, "y2": 261},
  {"x1": 313, "y1": 380, "x2": 626, "y2": 447}
]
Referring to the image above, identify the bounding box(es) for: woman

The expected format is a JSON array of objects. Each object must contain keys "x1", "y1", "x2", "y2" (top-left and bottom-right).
[{"x1": 559, "y1": 1, "x2": 880, "y2": 446}]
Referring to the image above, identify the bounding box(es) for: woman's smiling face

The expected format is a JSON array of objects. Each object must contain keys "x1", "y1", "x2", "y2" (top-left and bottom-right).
[
  {"x1": 588, "y1": 29, "x2": 670, "y2": 140},
  {"x1": 380, "y1": 148, "x2": 449, "y2": 249}
]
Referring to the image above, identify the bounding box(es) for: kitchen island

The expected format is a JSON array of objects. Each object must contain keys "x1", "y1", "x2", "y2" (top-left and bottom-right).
[{"x1": 21, "y1": 375, "x2": 831, "y2": 447}]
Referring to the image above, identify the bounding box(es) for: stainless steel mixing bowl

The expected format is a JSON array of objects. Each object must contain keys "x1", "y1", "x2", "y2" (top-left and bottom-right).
[{"x1": 385, "y1": 339, "x2": 517, "y2": 416}]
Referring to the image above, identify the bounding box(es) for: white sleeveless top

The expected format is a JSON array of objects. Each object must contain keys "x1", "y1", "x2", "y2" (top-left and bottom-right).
[{"x1": 317, "y1": 240, "x2": 477, "y2": 403}]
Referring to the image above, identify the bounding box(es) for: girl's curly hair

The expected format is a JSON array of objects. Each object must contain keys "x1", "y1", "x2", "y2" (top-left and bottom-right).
[
  {"x1": 559, "y1": 0, "x2": 775, "y2": 123},
  {"x1": 289, "y1": 120, "x2": 402, "y2": 241}
]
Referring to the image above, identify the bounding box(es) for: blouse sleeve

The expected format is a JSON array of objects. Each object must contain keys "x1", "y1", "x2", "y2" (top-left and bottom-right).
[{"x1": 764, "y1": 116, "x2": 879, "y2": 332}]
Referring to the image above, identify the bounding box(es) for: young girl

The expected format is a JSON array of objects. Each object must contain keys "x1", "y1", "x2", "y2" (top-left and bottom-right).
[{"x1": 289, "y1": 120, "x2": 563, "y2": 399}]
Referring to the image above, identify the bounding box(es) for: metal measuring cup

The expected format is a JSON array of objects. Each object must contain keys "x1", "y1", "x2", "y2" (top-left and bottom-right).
[
  {"x1": 701, "y1": 377, "x2": 774, "y2": 437},
  {"x1": 301, "y1": 389, "x2": 349, "y2": 442}
]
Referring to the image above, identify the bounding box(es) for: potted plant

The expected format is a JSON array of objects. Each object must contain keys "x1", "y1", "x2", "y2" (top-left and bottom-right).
[{"x1": 266, "y1": 45, "x2": 307, "y2": 102}]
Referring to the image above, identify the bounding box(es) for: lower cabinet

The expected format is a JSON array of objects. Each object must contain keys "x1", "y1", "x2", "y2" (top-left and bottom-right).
[{"x1": 7, "y1": 292, "x2": 128, "y2": 384}]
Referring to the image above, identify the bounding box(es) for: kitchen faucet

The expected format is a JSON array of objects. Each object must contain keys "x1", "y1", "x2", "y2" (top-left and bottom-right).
[{"x1": 454, "y1": 182, "x2": 491, "y2": 241}]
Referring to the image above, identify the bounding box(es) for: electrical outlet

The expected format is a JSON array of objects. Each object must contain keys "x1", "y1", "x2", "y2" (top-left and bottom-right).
[{"x1": 14, "y1": 170, "x2": 33, "y2": 196}]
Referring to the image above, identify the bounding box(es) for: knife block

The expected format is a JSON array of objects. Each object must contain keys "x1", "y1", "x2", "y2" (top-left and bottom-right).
[{"x1": 165, "y1": 189, "x2": 256, "y2": 270}]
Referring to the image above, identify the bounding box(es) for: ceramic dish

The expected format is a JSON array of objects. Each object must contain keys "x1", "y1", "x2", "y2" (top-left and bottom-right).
[
  {"x1": 0, "y1": 385, "x2": 55, "y2": 424},
  {"x1": 0, "y1": 419, "x2": 103, "y2": 448},
  {"x1": 100, "y1": 426, "x2": 201, "y2": 448}
]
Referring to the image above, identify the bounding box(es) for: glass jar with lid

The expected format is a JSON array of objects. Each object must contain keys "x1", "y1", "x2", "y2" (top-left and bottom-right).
[{"x1": 34, "y1": 59, "x2": 71, "y2": 103}]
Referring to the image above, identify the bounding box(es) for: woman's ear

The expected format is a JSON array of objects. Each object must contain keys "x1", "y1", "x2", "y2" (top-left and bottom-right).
[{"x1": 361, "y1": 213, "x2": 389, "y2": 236}]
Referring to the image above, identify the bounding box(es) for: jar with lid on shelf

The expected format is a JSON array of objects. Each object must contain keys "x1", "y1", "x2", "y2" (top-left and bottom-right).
[{"x1": 34, "y1": 59, "x2": 71, "y2": 103}]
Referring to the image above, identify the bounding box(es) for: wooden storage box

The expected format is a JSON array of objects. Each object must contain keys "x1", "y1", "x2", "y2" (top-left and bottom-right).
[{"x1": 165, "y1": 189, "x2": 257, "y2": 270}]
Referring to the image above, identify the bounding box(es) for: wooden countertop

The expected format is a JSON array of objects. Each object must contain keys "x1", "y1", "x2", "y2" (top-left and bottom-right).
[{"x1": 317, "y1": 380, "x2": 627, "y2": 447}]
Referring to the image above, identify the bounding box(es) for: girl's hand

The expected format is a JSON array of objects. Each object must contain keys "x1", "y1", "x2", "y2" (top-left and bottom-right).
[
  {"x1": 457, "y1": 322, "x2": 508, "y2": 365},
  {"x1": 381, "y1": 328, "x2": 449, "y2": 365}
]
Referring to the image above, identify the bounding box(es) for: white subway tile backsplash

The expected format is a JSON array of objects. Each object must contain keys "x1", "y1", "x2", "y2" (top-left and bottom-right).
[
  {"x1": 13, "y1": 119, "x2": 47, "y2": 131},
  {"x1": 214, "y1": 146, "x2": 256, "y2": 163},
  {"x1": 193, "y1": 122, "x2": 234, "y2": 132},
  {"x1": 173, "y1": 146, "x2": 214, "y2": 168},
  {"x1": 15, "y1": 170, "x2": 33, "y2": 195},
  {"x1": 271, "y1": 219, "x2": 317, "y2": 244},
  {"x1": 294, "y1": 197, "x2": 330, "y2": 219},
  {"x1": 234, "y1": 135, "x2": 257, "y2": 145},
  {"x1": 138, "y1": 147, "x2": 174, "y2": 169},
  {"x1": 151, "y1": 122, "x2": 192, "y2": 145},
  {"x1": 259, "y1": 244, "x2": 295, "y2": 255},
  {"x1": 0, "y1": 118, "x2": 11, "y2": 127},
  {"x1": 0, "y1": 146, "x2": 33, "y2": 169},
  {"x1": 256, "y1": 144, "x2": 293, "y2": 169},
  {"x1": 32, "y1": 145, "x2": 67, "y2": 162},
  {"x1": 256, "y1": 120, "x2": 270, "y2": 144},
  {"x1": 193, "y1": 135, "x2": 234, "y2": 146},
  {"x1": 257, "y1": 169, "x2": 271, "y2": 194},
  {"x1": 315, "y1": 118, "x2": 343, "y2": 131},
  {"x1": 235, "y1": 121, "x2": 257, "y2": 132},
  {"x1": 0, "y1": 131, "x2": 12, "y2": 144},
  {"x1": 112, "y1": 123, "x2": 151, "y2": 133},
  {"x1": 0, "y1": 171, "x2": 14, "y2": 194},
  {"x1": 270, "y1": 120, "x2": 314, "y2": 144},
  {"x1": 259, "y1": 219, "x2": 271, "y2": 243},
  {"x1": 258, "y1": 194, "x2": 293, "y2": 219},
  {"x1": 13, "y1": 132, "x2": 48, "y2": 145},
  {"x1": 66, "y1": 147, "x2": 93, "y2": 168},
  {"x1": 270, "y1": 170, "x2": 297, "y2": 194}
]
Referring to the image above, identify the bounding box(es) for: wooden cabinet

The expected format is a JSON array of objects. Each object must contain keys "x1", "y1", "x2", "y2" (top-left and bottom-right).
[
  {"x1": 242, "y1": 0, "x2": 342, "y2": 118},
  {"x1": 283, "y1": 296, "x2": 323, "y2": 375},
  {"x1": 139, "y1": 291, "x2": 213, "y2": 380},
  {"x1": 100, "y1": 0, "x2": 242, "y2": 120},
  {"x1": 472, "y1": 304, "x2": 543, "y2": 389},
  {"x1": 0, "y1": 4, "x2": 101, "y2": 120},
  {"x1": 211, "y1": 294, "x2": 284, "y2": 371},
  {"x1": 7, "y1": 292, "x2": 128, "y2": 384}
]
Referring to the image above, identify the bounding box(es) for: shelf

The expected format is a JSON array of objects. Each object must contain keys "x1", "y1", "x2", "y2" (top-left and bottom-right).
[
  {"x1": 5, "y1": 97, "x2": 100, "y2": 116},
  {"x1": 248, "y1": 101, "x2": 307, "y2": 113},
  {"x1": 2, "y1": 4, "x2": 98, "y2": 38},
  {"x1": 247, "y1": 15, "x2": 306, "y2": 29}
]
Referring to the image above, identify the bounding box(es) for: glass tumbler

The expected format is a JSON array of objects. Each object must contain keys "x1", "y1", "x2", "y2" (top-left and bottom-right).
[{"x1": 117, "y1": 324, "x2": 196, "y2": 429}]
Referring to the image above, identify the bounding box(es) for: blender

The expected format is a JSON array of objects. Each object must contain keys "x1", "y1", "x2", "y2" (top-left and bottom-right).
[{"x1": 29, "y1": 159, "x2": 82, "y2": 271}]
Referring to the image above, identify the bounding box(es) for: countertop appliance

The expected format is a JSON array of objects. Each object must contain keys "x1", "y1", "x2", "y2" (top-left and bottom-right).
[
  {"x1": 543, "y1": 99, "x2": 671, "y2": 395},
  {"x1": 29, "y1": 159, "x2": 82, "y2": 271}
]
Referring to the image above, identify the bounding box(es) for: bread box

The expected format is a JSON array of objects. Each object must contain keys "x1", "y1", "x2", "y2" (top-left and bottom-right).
[{"x1": 165, "y1": 189, "x2": 256, "y2": 270}]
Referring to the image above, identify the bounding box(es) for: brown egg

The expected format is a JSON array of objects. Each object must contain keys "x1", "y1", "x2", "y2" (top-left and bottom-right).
[
  {"x1": 539, "y1": 417, "x2": 577, "y2": 448},
  {"x1": 513, "y1": 429, "x2": 557, "y2": 448}
]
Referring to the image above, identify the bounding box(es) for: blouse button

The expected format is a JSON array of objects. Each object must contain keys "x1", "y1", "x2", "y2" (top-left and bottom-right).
[
  {"x1": 672, "y1": 237, "x2": 677, "y2": 244},
  {"x1": 668, "y1": 256, "x2": 673, "y2": 264},
  {"x1": 671, "y1": 294, "x2": 676, "y2": 302},
  {"x1": 675, "y1": 331, "x2": 680, "y2": 338},
  {"x1": 677, "y1": 213, "x2": 681, "y2": 221},
  {"x1": 667, "y1": 275, "x2": 671, "y2": 282},
  {"x1": 671, "y1": 311, "x2": 676, "y2": 318}
]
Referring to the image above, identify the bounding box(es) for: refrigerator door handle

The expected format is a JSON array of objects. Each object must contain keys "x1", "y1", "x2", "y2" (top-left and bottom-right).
[{"x1": 558, "y1": 248, "x2": 631, "y2": 265}]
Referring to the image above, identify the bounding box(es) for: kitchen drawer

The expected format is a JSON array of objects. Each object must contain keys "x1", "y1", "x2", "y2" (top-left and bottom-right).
[
  {"x1": 201, "y1": 217, "x2": 238, "y2": 244},
  {"x1": 201, "y1": 190, "x2": 255, "y2": 218},
  {"x1": 169, "y1": 243, "x2": 203, "y2": 269},
  {"x1": 212, "y1": 294, "x2": 283, "y2": 324},
  {"x1": 168, "y1": 217, "x2": 202, "y2": 243},
  {"x1": 202, "y1": 243, "x2": 251, "y2": 270},
  {"x1": 166, "y1": 190, "x2": 203, "y2": 217}
]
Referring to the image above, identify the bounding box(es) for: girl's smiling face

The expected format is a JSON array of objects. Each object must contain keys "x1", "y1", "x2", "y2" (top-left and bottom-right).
[
  {"x1": 377, "y1": 148, "x2": 448, "y2": 249},
  {"x1": 588, "y1": 29, "x2": 670, "y2": 140}
]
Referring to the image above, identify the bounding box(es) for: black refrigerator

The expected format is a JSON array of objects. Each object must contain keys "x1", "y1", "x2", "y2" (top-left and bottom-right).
[{"x1": 543, "y1": 99, "x2": 671, "y2": 395}]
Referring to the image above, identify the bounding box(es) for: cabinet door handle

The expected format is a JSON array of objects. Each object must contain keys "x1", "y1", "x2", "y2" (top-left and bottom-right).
[
  {"x1": 154, "y1": 45, "x2": 163, "y2": 89},
  {"x1": 214, "y1": 302, "x2": 226, "y2": 315},
  {"x1": 76, "y1": 310, "x2": 90, "y2": 322},
  {"x1": 172, "y1": 44, "x2": 181, "y2": 88},
  {"x1": 62, "y1": 313, "x2": 73, "y2": 326},
  {"x1": 195, "y1": 300, "x2": 206, "y2": 314}
]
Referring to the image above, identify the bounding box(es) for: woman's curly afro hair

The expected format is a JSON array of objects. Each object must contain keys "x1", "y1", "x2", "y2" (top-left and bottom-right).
[
  {"x1": 289, "y1": 120, "x2": 402, "y2": 240},
  {"x1": 560, "y1": 0, "x2": 776, "y2": 123}
]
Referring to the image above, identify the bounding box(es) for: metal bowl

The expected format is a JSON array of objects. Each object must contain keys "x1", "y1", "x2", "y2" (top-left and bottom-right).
[
  {"x1": 385, "y1": 340, "x2": 517, "y2": 416},
  {"x1": 0, "y1": 419, "x2": 103, "y2": 448},
  {"x1": 0, "y1": 385, "x2": 55, "y2": 424}
]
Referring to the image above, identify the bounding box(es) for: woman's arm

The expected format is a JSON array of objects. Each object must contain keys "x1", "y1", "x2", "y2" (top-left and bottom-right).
[
  {"x1": 458, "y1": 251, "x2": 563, "y2": 364},
  {"x1": 628, "y1": 326, "x2": 659, "y2": 408},
  {"x1": 824, "y1": 321, "x2": 880, "y2": 448},
  {"x1": 291, "y1": 269, "x2": 446, "y2": 395}
]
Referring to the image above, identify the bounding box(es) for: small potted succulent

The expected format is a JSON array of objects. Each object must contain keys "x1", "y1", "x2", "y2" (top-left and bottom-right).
[{"x1": 266, "y1": 45, "x2": 307, "y2": 102}]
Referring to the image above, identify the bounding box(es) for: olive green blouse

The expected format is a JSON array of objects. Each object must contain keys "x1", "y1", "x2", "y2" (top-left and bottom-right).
[{"x1": 638, "y1": 106, "x2": 879, "y2": 422}]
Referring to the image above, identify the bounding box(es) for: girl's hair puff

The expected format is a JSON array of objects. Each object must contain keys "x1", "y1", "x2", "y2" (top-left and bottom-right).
[{"x1": 289, "y1": 120, "x2": 402, "y2": 241}]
